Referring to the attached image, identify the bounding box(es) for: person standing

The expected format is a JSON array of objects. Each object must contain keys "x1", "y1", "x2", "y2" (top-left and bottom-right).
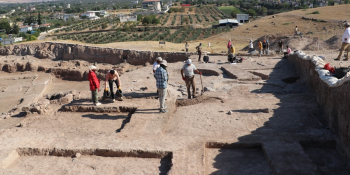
[
  {"x1": 155, "y1": 60, "x2": 168, "y2": 113},
  {"x1": 278, "y1": 40, "x2": 283, "y2": 54},
  {"x1": 196, "y1": 43, "x2": 202, "y2": 62},
  {"x1": 88, "y1": 65, "x2": 101, "y2": 106},
  {"x1": 248, "y1": 39, "x2": 254, "y2": 57},
  {"x1": 229, "y1": 44, "x2": 235, "y2": 54},
  {"x1": 257, "y1": 40, "x2": 263, "y2": 57},
  {"x1": 335, "y1": 22, "x2": 350, "y2": 61},
  {"x1": 295, "y1": 26, "x2": 298, "y2": 35},
  {"x1": 153, "y1": 57, "x2": 162, "y2": 74},
  {"x1": 262, "y1": 40, "x2": 268, "y2": 55},
  {"x1": 227, "y1": 39, "x2": 232, "y2": 53},
  {"x1": 181, "y1": 59, "x2": 202, "y2": 99},
  {"x1": 185, "y1": 42, "x2": 189, "y2": 52},
  {"x1": 105, "y1": 69, "x2": 123, "y2": 102}
]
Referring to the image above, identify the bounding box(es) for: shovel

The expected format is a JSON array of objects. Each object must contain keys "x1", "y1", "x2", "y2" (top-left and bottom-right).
[{"x1": 200, "y1": 74, "x2": 204, "y2": 95}]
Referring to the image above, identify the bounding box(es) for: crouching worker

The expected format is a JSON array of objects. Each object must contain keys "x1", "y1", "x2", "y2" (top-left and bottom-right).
[
  {"x1": 105, "y1": 69, "x2": 123, "y2": 102},
  {"x1": 155, "y1": 60, "x2": 168, "y2": 113},
  {"x1": 284, "y1": 45, "x2": 292, "y2": 58},
  {"x1": 88, "y1": 65, "x2": 101, "y2": 106}
]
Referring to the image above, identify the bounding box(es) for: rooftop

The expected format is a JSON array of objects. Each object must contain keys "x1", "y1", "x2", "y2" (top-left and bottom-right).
[
  {"x1": 219, "y1": 19, "x2": 239, "y2": 24},
  {"x1": 143, "y1": 0, "x2": 161, "y2": 2}
]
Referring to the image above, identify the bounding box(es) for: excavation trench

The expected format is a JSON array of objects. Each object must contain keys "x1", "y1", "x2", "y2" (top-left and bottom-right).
[{"x1": 9, "y1": 148, "x2": 173, "y2": 175}]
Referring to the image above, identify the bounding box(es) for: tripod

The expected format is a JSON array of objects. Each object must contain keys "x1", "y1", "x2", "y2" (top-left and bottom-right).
[{"x1": 315, "y1": 40, "x2": 324, "y2": 51}]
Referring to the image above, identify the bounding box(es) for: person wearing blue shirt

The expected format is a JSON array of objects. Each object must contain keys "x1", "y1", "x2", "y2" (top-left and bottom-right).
[{"x1": 155, "y1": 60, "x2": 168, "y2": 113}]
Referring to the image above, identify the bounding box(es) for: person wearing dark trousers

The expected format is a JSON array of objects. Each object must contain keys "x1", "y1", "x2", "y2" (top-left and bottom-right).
[
  {"x1": 105, "y1": 69, "x2": 123, "y2": 102},
  {"x1": 196, "y1": 43, "x2": 202, "y2": 62},
  {"x1": 88, "y1": 65, "x2": 101, "y2": 106},
  {"x1": 185, "y1": 42, "x2": 189, "y2": 52}
]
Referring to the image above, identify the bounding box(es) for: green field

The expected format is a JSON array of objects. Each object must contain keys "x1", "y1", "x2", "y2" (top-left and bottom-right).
[{"x1": 218, "y1": 6, "x2": 241, "y2": 15}]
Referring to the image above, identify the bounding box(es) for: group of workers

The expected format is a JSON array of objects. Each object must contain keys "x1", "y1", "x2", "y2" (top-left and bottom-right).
[
  {"x1": 87, "y1": 22, "x2": 350, "y2": 111},
  {"x1": 88, "y1": 56, "x2": 202, "y2": 113}
]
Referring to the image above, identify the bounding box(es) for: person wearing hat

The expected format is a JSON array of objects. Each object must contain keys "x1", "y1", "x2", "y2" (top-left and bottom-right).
[
  {"x1": 181, "y1": 59, "x2": 202, "y2": 99},
  {"x1": 88, "y1": 65, "x2": 101, "y2": 106},
  {"x1": 153, "y1": 57, "x2": 162, "y2": 74},
  {"x1": 335, "y1": 22, "x2": 350, "y2": 61},
  {"x1": 155, "y1": 60, "x2": 169, "y2": 113},
  {"x1": 196, "y1": 43, "x2": 202, "y2": 61},
  {"x1": 105, "y1": 69, "x2": 123, "y2": 102}
]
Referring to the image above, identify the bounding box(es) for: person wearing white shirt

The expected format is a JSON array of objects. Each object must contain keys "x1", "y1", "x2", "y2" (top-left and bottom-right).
[{"x1": 335, "y1": 22, "x2": 350, "y2": 61}]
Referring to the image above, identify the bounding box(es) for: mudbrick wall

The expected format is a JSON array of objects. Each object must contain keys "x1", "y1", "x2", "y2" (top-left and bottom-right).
[
  {"x1": 288, "y1": 53, "x2": 350, "y2": 162},
  {"x1": 0, "y1": 42, "x2": 191, "y2": 65}
]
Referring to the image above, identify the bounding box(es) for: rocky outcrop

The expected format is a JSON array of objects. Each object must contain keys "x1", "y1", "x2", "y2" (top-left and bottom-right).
[
  {"x1": 0, "y1": 42, "x2": 191, "y2": 65},
  {"x1": 288, "y1": 53, "x2": 350, "y2": 162}
]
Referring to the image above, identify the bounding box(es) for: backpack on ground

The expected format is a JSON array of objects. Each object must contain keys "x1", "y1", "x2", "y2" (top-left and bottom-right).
[
  {"x1": 334, "y1": 66, "x2": 350, "y2": 79},
  {"x1": 116, "y1": 89, "x2": 123, "y2": 97},
  {"x1": 228, "y1": 54, "x2": 236, "y2": 63},
  {"x1": 203, "y1": 55, "x2": 209, "y2": 63},
  {"x1": 103, "y1": 89, "x2": 111, "y2": 98}
]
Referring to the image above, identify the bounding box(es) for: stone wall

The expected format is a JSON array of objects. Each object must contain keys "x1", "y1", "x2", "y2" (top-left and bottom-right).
[
  {"x1": 0, "y1": 42, "x2": 191, "y2": 65},
  {"x1": 288, "y1": 53, "x2": 350, "y2": 162}
]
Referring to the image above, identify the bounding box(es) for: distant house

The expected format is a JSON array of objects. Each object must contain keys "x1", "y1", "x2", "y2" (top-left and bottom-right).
[
  {"x1": 213, "y1": 19, "x2": 239, "y2": 28},
  {"x1": 143, "y1": 0, "x2": 162, "y2": 11},
  {"x1": 1, "y1": 38, "x2": 14, "y2": 45},
  {"x1": 19, "y1": 26, "x2": 33, "y2": 33},
  {"x1": 40, "y1": 23, "x2": 51, "y2": 28},
  {"x1": 31, "y1": 25, "x2": 39, "y2": 30},
  {"x1": 81, "y1": 12, "x2": 100, "y2": 20},
  {"x1": 131, "y1": 1, "x2": 139, "y2": 4},
  {"x1": 119, "y1": 15, "x2": 137, "y2": 22},
  {"x1": 236, "y1": 14, "x2": 249, "y2": 23},
  {"x1": 63, "y1": 14, "x2": 78, "y2": 21},
  {"x1": 28, "y1": 7, "x2": 36, "y2": 11}
]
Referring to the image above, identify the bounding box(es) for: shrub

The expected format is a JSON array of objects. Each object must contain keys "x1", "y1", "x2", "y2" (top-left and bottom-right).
[{"x1": 312, "y1": 11, "x2": 320, "y2": 14}]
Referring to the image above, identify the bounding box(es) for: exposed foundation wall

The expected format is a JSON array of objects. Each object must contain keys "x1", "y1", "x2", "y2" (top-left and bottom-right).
[
  {"x1": 288, "y1": 54, "x2": 350, "y2": 162},
  {"x1": 0, "y1": 42, "x2": 191, "y2": 65}
]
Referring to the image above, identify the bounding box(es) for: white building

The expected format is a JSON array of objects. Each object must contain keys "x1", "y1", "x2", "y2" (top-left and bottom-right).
[
  {"x1": 64, "y1": 14, "x2": 78, "y2": 21},
  {"x1": 14, "y1": 37, "x2": 23, "y2": 42},
  {"x1": 19, "y1": 26, "x2": 33, "y2": 33},
  {"x1": 236, "y1": 14, "x2": 249, "y2": 23},
  {"x1": 119, "y1": 15, "x2": 137, "y2": 22},
  {"x1": 143, "y1": 0, "x2": 162, "y2": 11},
  {"x1": 67, "y1": 4, "x2": 71, "y2": 9}
]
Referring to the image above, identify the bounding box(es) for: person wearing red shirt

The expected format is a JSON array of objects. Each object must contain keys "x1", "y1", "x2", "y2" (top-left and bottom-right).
[{"x1": 88, "y1": 65, "x2": 101, "y2": 106}]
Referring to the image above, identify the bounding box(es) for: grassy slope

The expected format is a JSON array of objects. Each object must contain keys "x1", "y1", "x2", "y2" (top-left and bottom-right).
[{"x1": 218, "y1": 6, "x2": 241, "y2": 15}]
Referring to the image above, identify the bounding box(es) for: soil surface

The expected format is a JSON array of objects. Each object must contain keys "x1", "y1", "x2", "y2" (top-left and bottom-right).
[{"x1": 0, "y1": 53, "x2": 349, "y2": 174}]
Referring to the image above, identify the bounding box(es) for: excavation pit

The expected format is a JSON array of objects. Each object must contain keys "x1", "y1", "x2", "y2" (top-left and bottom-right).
[
  {"x1": 3, "y1": 148, "x2": 172, "y2": 175},
  {"x1": 197, "y1": 69, "x2": 220, "y2": 76},
  {"x1": 205, "y1": 142, "x2": 272, "y2": 175}
]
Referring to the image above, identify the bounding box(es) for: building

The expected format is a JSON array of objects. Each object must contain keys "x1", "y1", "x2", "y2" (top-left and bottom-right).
[
  {"x1": 119, "y1": 15, "x2": 137, "y2": 22},
  {"x1": 236, "y1": 14, "x2": 249, "y2": 23},
  {"x1": 63, "y1": 14, "x2": 78, "y2": 21},
  {"x1": 81, "y1": 12, "x2": 100, "y2": 20},
  {"x1": 28, "y1": 7, "x2": 36, "y2": 11},
  {"x1": 40, "y1": 23, "x2": 51, "y2": 28},
  {"x1": 216, "y1": 19, "x2": 239, "y2": 28},
  {"x1": 85, "y1": 11, "x2": 108, "y2": 17},
  {"x1": 67, "y1": 4, "x2": 71, "y2": 9},
  {"x1": 1, "y1": 38, "x2": 14, "y2": 45},
  {"x1": 19, "y1": 26, "x2": 33, "y2": 33},
  {"x1": 131, "y1": 1, "x2": 139, "y2": 4},
  {"x1": 143, "y1": 0, "x2": 162, "y2": 11}
]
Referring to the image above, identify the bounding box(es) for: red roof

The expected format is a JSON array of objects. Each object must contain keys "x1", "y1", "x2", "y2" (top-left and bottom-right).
[{"x1": 181, "y1": 4, "x2": 191, "y2": 6}]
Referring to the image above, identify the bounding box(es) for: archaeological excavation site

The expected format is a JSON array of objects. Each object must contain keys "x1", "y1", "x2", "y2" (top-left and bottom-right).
[{"x1": 0, "y1": 42, "x2": 350, "y2": 175}]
